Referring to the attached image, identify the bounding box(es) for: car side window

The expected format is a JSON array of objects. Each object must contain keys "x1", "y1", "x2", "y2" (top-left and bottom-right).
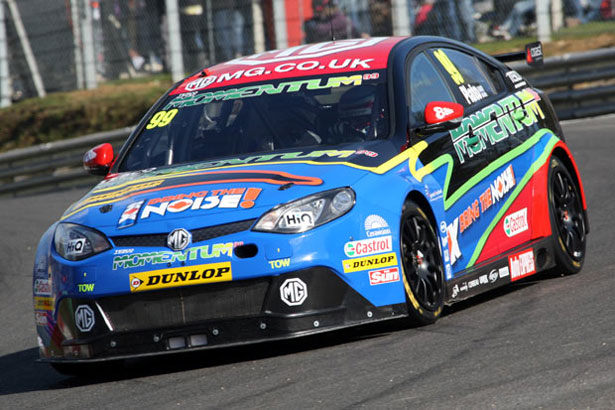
[
  {"x1": 430, "y1": 48, "x2": 499, "y2": 108},
  {"x1": 408, "y1": 52, "x2": 455, "y2": 126}
]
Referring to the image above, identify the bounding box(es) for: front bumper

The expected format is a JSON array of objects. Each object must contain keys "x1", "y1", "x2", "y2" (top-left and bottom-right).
[{"x1": 41, "y1": 267, "x2": 406, "y2": 362}]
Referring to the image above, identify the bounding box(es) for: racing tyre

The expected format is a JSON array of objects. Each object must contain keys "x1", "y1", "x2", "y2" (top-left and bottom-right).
[
  {"x1": 400, "y1": 201, "x2": 444, "y2": 325},
  {"x1": 548, "y1": 156, "x2": 586, "y2": 274}
]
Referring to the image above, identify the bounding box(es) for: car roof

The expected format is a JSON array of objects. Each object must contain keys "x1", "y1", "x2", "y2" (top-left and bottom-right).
[{"x1": 171, "y1": 37, "x2": 406, "y2": 95}]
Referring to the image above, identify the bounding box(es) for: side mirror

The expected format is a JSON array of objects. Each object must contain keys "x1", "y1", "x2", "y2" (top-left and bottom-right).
[
  {"x1": 414, "y1": 101, "x2": 464, "y2": 137},
  {"x1": 83, "y1": 143, "x2": 114, "y2": 176}
]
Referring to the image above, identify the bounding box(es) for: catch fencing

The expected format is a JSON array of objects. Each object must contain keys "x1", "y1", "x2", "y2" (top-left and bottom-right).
[
  {"x1": 1, "y1": 0, "x2": 614, "y2": 104},
  {"x1": 0, "y1": 46, "x2": 613, "y2": 196}
]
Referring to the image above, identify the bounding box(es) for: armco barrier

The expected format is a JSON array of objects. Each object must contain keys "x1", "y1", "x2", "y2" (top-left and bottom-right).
[
  {"x1": 0, "y1": 47, "x2": 613, "y2": 196},
  {"x1": 512, "y1": 47, "x2": 615, "y2": 120},
  {"x1": 0, "y1": 127, "x2": 133, "y2": 196}
]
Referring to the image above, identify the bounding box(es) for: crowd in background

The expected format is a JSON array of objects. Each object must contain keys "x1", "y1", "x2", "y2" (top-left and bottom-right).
[
  {"x1": 4, "y1": 0, "x2": 615, "y2": 101},
  {"x1": 88, "y1": 0, "x2": 614, "y2": 78}
]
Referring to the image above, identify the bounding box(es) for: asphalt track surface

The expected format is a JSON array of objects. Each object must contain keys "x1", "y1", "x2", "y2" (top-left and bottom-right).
[{"x1": 1, "y1": 116, "x2": 614, "y2": 409}]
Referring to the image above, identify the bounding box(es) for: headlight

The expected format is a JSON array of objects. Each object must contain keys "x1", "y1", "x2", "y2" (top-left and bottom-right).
[
  {"x1": 253, "y1": 187, "x2": 355, "y2": 233},
  {"x1": 54, "y1": 223, "x2": 111, "y2": 261}
]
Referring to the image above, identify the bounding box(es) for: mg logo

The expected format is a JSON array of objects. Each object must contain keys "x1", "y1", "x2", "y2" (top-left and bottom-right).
[
  {"x1": 280, "y1": 278, "x2": 308, "y2": 306},
  {"x1": 167, "y1": 228, "x2": 191, "y2": 251},
  {"x1": 74, "y1": 305, "x2": 95, "y2": 332}
]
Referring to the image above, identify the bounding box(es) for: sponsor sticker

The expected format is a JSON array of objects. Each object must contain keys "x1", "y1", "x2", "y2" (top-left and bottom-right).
[
  {"x1": 509, "y1": 250, "x2": 536, "y2": 281},
  {"x1": 66, "y1": 238, "x2": 86, "y2": 256},
  {"x1": 459, "y1": 83, "x2": 488, "y2": 105},
  {"x1": 35, "y1": 311, "x2": 47, "y2": 326},
  {"x1": 112, "y1": 243, "x2": 233, "y2": 270},
  {"x1": 504, "y1": 208, "x2": 529, "y2": 237},
  {"x1": 129, "y1": 262, "x2": 232, "y2": 292},
  {"x1": 131, "y1": 277, "x2": 143, "y2": 290},
  {"x1": 118, "y1": 200, "x2": 144, "y2": 229},
  {"x1": 455, "y1": 164, "x2": 517, "y2": 242},
  {"x1": 34, "y1": 279, "x2": 51, "y2": 296},
  {"x1": 449, "y1": 89, "x2": 545, "y2": 164},
  {"x1": 425, "y1": 186, "x2": 443, "y2": 202},
  {"x1": 283, "y1": 212, "x2": 314, "y2": 229},
  {"x1": 269, "y1": 258, "x2": 291, "y2": 269},
  {"x1": 447, "y1": 218, "x2": 462, "y2": 265},
  {"x1": 369, "y1": 267, "x2": 400, "y2": 285},
  {"x1": 364, "y1": 215, "x2": 391, "y2": 237},
  {"x1": 141, "y1": 188, "x2": 262, "y2": 219},
  {"x1": 344, "y1": 235, "x2": 392, "y2": 258},
  {"x1": 280, "y1": 278, "x2": 308, "y2": 306},
  {"x1": 505, "y1": 71, "x2": 527, "y2": 89},
  {"x1": 34, "y1": 296, "x2": 53, "y2": 311},
  {"x1": 342, "y1": 252, "x2": 397, "y2": 273},
  {"x1": 77, "y1": 283, "x2": 95, "y2": 293}
]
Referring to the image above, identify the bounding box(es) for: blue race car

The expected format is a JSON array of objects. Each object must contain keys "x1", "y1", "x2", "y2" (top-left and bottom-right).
[{"x1": 33, "y1": 36, "x2": 588, "y2": 373}]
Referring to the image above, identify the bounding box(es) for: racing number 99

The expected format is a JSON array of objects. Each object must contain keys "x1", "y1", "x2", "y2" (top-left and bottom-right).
[{"x1": 146, "y1": 109, "x2": 178, "y2": 129}]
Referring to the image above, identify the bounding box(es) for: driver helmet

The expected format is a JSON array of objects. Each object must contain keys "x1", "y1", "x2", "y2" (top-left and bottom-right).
[{"x1": 335, "y1": 85, "x2": 381, "y2": 140}]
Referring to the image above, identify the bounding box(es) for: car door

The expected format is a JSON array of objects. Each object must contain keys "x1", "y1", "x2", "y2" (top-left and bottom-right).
[
  {"x1": 406, "y1": 49, "x2": 472, "y2": 281},
  {"x1": 407, "y1": 46, "x2": 516, "y2": 279}
]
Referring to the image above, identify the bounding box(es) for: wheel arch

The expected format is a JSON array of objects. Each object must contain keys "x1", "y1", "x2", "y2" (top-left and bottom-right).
[
  {"x1": 550, "y1": 145, "x2": 589, "y2": 234},
  {"x1": 403, "y1": 190, "x2": 439, "y2": 233}
]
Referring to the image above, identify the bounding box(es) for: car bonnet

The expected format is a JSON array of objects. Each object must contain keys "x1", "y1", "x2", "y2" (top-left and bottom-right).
[{"x1": 60, "y1": 146, "x2": 396, "y2": 236}]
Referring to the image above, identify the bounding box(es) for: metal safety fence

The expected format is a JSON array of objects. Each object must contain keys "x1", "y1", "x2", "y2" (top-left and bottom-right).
[
  {"x1": 0, "y1": 0, "x2": 614, "y2": 104},
  {"x1": 0, "y1": 46, "x2": 613, "y2": 196}
]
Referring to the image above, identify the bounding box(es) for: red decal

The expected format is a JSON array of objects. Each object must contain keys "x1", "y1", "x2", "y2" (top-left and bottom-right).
[
  {"x1": 424, "y1": 101, "x2": 464, "y2": 125},
  {"x1": 369, "y1": 267, "x2": 400, "y2": 285},
  {"x1": 240, "y1": 188, "x2": 262, "y2": 209},
  {"x1": 171, "y1": 38, "x2": 402, "y2": 95},
  {"x1": 508, "y1": 250, "x2": 536, "y2": 281}
]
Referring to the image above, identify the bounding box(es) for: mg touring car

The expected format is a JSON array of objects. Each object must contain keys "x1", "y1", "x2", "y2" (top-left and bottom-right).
[{"x1": 33, "y1": 36, "x2": 588, "y2": 373}]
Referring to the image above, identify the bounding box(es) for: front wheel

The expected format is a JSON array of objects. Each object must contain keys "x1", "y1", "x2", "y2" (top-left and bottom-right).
[
  {"x1": 400, "y1": 201, "x2": 444, "y2": 325},
  {"x1": 548, "y1": 156, "x2": 586, "y2": 274}
]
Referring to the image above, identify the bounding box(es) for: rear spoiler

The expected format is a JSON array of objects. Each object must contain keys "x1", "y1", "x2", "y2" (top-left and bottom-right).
[{"x1": 493, "y1": 42, "x2": 544, "y2": 67}]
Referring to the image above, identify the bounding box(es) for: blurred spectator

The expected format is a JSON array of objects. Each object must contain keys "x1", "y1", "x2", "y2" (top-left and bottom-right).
[
  {"x1": 414, "y1": 0, "x2": 476, "y2": 42},
  {"x1": 337, "y1": 0, "x2": 372, "y2": 34},
  {"x1": 585, "y1": 0, "x2": 613, "y2": 21},
  {"x1": 212, "y1": 0, "x2": 245, "y2": 61},
  {"x1": 304, "y1": 0, "x2": 367, "y2": 43},
  {"x1": 99, "y1": 0, "x2": 165, "y2": 77},
  {"x1": 492, "y1": 0, "x2": 602, "y2": 40},
  {"x1": 414, "y1": 0, "x2": 435, "y2": 34},
  {"x1": 491, "y1": 0, "x2": 534, "y2": 39},
  {"x1": 180, "y1": 0, "x2": 208, "y2": 69},
  {"x1": 100, "y1": 0, "x2": 136, "y2": 77},
  {"x1": 140, "y1": 0, "x2": 165, "y2": 72},
  {"x1": 456, "y1": 0, "x2": 477, "y2": 42},
  {"x1": 369, "y1": 0, "x2": 392, "y2": 36}
]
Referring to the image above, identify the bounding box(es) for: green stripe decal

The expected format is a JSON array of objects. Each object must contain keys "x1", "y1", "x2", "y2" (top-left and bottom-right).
[
  {"x1": 465, "y1": 131, "x2": 559, "y2": 268},
  {"x1": 410, "y1": 129, "x2": 557, "y2": 211}
]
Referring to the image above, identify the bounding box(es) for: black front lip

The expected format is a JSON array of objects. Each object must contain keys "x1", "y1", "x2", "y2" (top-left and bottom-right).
[
  {"x1": 40, "y1": 306, "x2": 405, "y2": 363},
  {"x1": 42, "y1": 266, "x2": 407, "y2": 363}
]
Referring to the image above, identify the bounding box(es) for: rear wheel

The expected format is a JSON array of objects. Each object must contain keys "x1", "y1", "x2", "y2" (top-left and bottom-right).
[
  {"x1": 400, "y1": 201, "x2": 444, "y2": 325},
  {"x1": 548, "y1": 156, "x2": 586, "y2": 274}
]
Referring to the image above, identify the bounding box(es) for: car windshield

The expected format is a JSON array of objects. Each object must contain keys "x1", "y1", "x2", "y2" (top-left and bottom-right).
[{"x1": 118, "y1": 72, "x2": 389, "y2": 172}]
